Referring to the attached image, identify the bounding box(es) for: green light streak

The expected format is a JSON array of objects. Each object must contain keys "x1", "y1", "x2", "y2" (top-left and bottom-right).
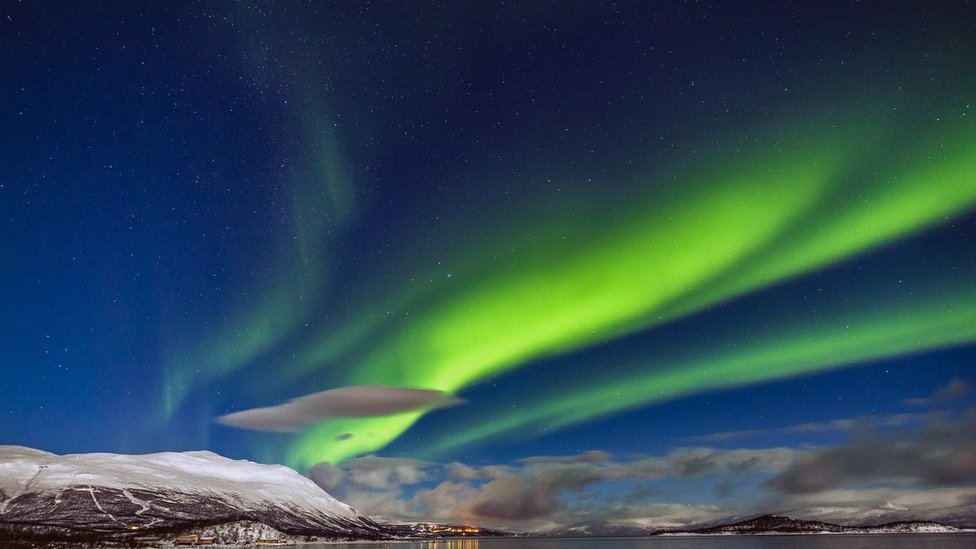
[
  {"x1": 287, "y1": 108, "x2": 976, "y2": 466},
  {"x1": 419, "y1": 273, "x2": 976, "y2": 456},
  {"x1": 372, "y1": 143, "x2": 837, "y2": 385},
  {"x1": 653, "y1": 112, "x2": 976, "y2": 323}
]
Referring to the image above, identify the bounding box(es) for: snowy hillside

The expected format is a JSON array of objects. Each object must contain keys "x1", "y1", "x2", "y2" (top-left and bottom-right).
[
  {"x1": 0, "y1": 446, "x2": 385, "y2": 544},
  {"x1": 539, "y1": 514, "x2": 971, "y2": 537},
  {"x1": 663, "y1": 514, "x2": 966, "y2": 536}
]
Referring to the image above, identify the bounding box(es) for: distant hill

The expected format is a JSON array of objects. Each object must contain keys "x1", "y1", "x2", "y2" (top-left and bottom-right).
[
  {"x1": 541, "y1": 514, "x2": 971, "y2": 537},
  {"x1": 666, "y1": 514, "x2": 967, "y2": 536}
]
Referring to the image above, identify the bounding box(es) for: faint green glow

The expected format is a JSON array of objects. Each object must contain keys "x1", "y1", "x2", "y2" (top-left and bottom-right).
[
  {"x1": 162, "y1": 72, "x2": 356, "y2": 421},
  {"x1": 287, "y1": 109, "x2": 976, "y2": 466}
]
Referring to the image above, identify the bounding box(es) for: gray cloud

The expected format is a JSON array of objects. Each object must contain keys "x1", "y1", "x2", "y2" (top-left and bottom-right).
[
  {"x1": 769, "y1": 409, "x2": 976, "y2": 494},
  {"x1": 410, "y1": 481, "x2": 482, "y2": 522},
  {"x1": 310, "y1": 455, "x2": 436, "y2": 493},
  {"x1": 939, "y1": 378, "x2": 972, "y2": 401},
  {"x1": 518, "y1": 450, "x2": 612, "y2": 465},
  {"x1": 688, "y1": 413, "x2": 928, "y2": 443},
  {"x1": 445, "y1": 461, "x2": 488, "y2": 481},
  {"x1": 215, "y1": 385, "x2": 463, "y2": 432},
  {"x1": 903, "y1": 377, "x2": 972, "y2": 407},
  {"x1": 308, "y1": 462, "x2": 343, "y2": 491},
  {"x1": 467, "y1": 465, "x2": 605, "y2": 520},
  {"x1": 630, "y1": 447, "x2": 796, "y2": 479},
  {"x1": 308, "y1": 447, "x2": 794, "y2": 529},
  {"x1": 302, "y1": 432, "x2": 975, "y2": 530}
]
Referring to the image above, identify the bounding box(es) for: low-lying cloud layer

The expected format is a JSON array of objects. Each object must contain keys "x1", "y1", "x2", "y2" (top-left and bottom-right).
[
  {"x1": 306, "y1": 409, "x2": 976, "y2": 530},
  {"x1": 216, "y1": 385, "x2": 463, "y2": 432},
  {"x1": 308, "y1": 447, "x2": 798, "y2": 530},
  {"x1": 769, "y1": 409, "x2": 976, "y2": 493}
]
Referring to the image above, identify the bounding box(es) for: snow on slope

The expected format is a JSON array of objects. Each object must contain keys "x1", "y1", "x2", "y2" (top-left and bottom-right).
[
  {"x1": 0, "y1": 445, "x2": 356, "y2": 518},
  {"x1": 0, "y1": 446, "x2": 47, "y2": 513},
  {"x1": 0, "y1": 445, "x2": 383, "y2": 540}
]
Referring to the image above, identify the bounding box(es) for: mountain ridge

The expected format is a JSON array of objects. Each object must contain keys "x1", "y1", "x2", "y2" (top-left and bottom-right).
[
  {"x1": 540, "y1": 513, "x2": 974, "y2": 537},
  {"x1": 0, "y1": 445, "x2": 386, "y2": 545},
  {"x1": 665, "y1": 513, "x2": 975, "y2": 536}
]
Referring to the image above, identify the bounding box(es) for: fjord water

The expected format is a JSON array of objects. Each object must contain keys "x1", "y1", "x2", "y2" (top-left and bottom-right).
[{"x1": 309, "y1": 534, "x2": 976, "y2": 549}]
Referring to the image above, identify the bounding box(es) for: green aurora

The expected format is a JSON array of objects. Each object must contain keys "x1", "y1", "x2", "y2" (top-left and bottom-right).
[
  {"x1": 8, "y1": 0, "x2": 976, "y2": 533},
  {"x1": 284, "y1": 106, "x2": 976, "y2": 466},
  {"x1": 161, "y1": 55, "x2": 976, "y2": 466}
]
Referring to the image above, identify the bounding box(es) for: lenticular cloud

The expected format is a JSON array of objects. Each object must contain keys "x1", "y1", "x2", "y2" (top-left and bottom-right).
[{"x1": 216, "y1": 385, "x2": 463, "y2": 432}]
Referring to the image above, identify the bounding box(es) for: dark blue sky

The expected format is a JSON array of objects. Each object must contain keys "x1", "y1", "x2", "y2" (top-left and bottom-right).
[{"x1": 2, "y1": 1, "x2": 975, "y2": 529}]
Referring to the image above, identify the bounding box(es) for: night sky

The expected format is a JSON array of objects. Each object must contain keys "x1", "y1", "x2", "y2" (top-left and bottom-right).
[{"x1": 3, "y1": 1, "x2": 976, "y2": 530}]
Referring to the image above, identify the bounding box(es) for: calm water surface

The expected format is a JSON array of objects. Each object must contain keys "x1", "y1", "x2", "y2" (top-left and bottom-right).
[{"x1": 295, "y1": 534, "x2": 976, "y2": 549}]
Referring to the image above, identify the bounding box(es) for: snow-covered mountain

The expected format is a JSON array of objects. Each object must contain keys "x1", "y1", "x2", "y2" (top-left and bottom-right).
[
  {"x1": 0, "y1": 446, "x2": 386, "y2": 545},
  {"x1": 688, "y1": 514, "x2": 848, "y2": 534}
]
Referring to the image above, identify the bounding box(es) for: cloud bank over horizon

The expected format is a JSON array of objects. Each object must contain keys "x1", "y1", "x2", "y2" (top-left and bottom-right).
[{"x1": 307, "y1": 407, "x2": 976, "y2": 530}]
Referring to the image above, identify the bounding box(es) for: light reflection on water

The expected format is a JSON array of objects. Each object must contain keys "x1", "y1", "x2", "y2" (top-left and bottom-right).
[
  {"x1": 317, "y1": 534, "x2": 976, "y2": 549},
  {"x1": 426, "y1": 540, "x2": 481, "y2": 549},
  {"x1": 335, "y1": 540, "x2": 481, "y2": 549},
  {"x1": 339, "y1": 540, "x2": 481, "y2": 549}
]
